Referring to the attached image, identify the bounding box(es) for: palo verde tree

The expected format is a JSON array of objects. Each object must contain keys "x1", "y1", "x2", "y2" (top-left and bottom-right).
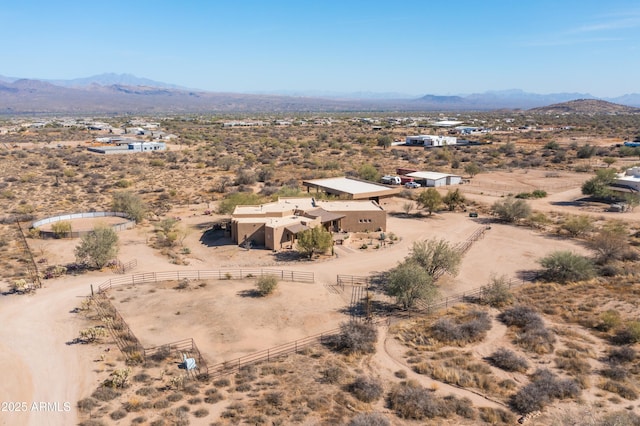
[
  {"x1": 408, "y1": 238, "x2": 462, "y2": 277},
  {"x1": 581, "y1": 168, "x2": 617, "y2": 200},
  {"x1": 386, "y1": 260, "x2": 437, "y2": 309},
  {"x1": 538, "y1": 251, "x2": 595, "y2": 284},
  {"x1": 358, "y1": 163, "x2": 381, "y2": 182},
  {"x1": 417, "y1": 188, "x2": 442, "y2": 215},
  {"x1": 376, "y1": 134, "x2": 393, "y2": 150},
  {"x1": 296, "y1": 225, "x2": 333, "y2": 259},
  {"x1": 75, "y1": 225, "x2": 119, "y2": 269},
  {"x1": 443, "y1": 188, "x2": 466, "y2": 211},
  {"x1": 112, "y1": 191, "x2": 146, "y2": 223}
]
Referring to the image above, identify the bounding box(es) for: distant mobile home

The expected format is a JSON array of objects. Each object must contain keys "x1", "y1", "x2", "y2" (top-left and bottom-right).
[{"x1": 405, "y1": 135, "x2": 457, "y2": 147}]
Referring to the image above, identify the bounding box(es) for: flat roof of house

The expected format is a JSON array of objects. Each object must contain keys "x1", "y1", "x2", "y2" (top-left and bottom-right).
[
  {"x1": 406, "y1": 171, "x2": 461, "y2": 180},
  {"x1": 232, "y1": 198, "x2": 315, "y2": 215},
  {"x1": 317, "y1": 200, "x2": 384, "y2": 212},
  {"x1": 303, "y1": 177, "x2": 397, "y2": 196},
  {"x1": 233, "y1": 215, "x2": 312, "y2": 228}
]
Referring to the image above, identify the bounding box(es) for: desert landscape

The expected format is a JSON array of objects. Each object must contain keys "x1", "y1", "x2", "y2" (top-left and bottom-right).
[{"x1": 1, "y1": 111, "x2": 640, "y2": 426}]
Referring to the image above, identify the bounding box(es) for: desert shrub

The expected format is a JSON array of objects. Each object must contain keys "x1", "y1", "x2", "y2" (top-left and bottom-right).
[
  {"x1": 348, "y1": 412, "x2": 391, "y2": 426},
  {"x1": 516, "y1": 324, "x2": 556, "y2": 354},
  {"x1": 600, "y1": 366, "x2": 628, "y2": 381},
  {"x1": 213, "y1": 378, "x2": 231, "y2": 387},
  {"x1": 489, "y1": 348, "x2": 529, "y2": 372},
  {"x1": 204, "y1": 388, "x2": 224, "y2": 404},
  {"x1": 193, "y1": 408, "x2": 209, "y2": 418},
  {"x1": 613, "y1": 321, "x2": 640, "y2": 345},
  {"x1": 482, "y1": 275, "x2": 513, "y2": 307},
  {"x1": 394, "y1": 370, "x2": 407, "y2": 379},
  {"x1": 235, "y1": 382, "x2": 251, "y2": 392},
  {"x1": 598, "y1": 309, "x2": 622, "y2": 332},
  {"x1": 491, "y1": 197, "x2": 531, "y2": 222},
  {"x1": 187, "y1": 397, "x2": 202, "y2": 405},
  {"x1": 431, "y1": 310, "x2": 491, "y2": 344},
  {"x1": 600, "y1": 380, "x2": 639, "y2": 400},
  {"x1": 133, "y1": 372, "x2": 151, "y2": 383},
  {"x1": 336, "y1": 321, "x2": 377, "y2": 354},
  {"x1": 443, "y1": 394, "x2": 476, "y2": 419},
  {"x1": 110, "y1": 409, "x2": 127, "y2": 420},
  {"x1": 321, "y1": 364, "x2": 348, "y2": 384},
  {"x1": 511, "y1": 369, "x2": 580, "y2": 414},
  {"x1": 263, "y1": 391, "x2": 285, "y2": 407},
  {"x1": 387, "y1": 381, "x2": 448, "y2": 420},
  {"x1": 78, "y1": 421, "x2": 107, "y2": 426},
  {"x1": 256, "y1": 275, "x2": 278, "y2": 296},
  {"x1": 561, "y1": 215, "x2": 593, "y2": 237},
  {"x1": 77, "y1": 397, "x2": 100, "y2": 412},
  {"x1": 538, "y1": 251, "x2": 595, "y2": 284},
  {"x1": 92, "y1": 386, "x2": 120, "y2": 402},
  {"x1": 348, "y1": 376, "x2": 383, "y2": 403},
  {"x1": 608, "y1": 346, "x2": 636, "y2": 364},
  {"x1": 499, "y1": 305, "x2": 542, "y2": 328},
  {"x1": 152, "y1": 399, "x2": 169, "y2": 409},
  {"x1": 555, "y1": 350, "x2": 591, "y2": 375},
  {"x1": 135, "y1": 386, "x2": 156, "y2": 396},
  {"x1": 167, "y1": 393, "x2": 183, "y2": 402}
]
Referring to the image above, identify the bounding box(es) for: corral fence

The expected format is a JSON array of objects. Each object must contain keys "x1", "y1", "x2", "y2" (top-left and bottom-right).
[
  {"x1": 336, "y1": 274, "x2": 370, "y2": 292},
  {"x1": 96, "y1": 269, "x2": 314, "y2": 293},
  {"x1": 113, "y1": 259, "x2": 138, "y2": 274},
  {"x1": 32, "y1": 211, "x2": 135, "y2": 239},
  {"x1": 144, "y1": 338, "x2": 209, "y2": 378},
  {"x1": 206, "y1": 317, "x2": 389, "y2": 379},
  {"x1": 453, "y1": 225, "x2": 491, "y2": 256},
  {"x1": 413, "y1": 274, "x2": 538, "y2": 312},
  {"x1": 92, "y1": 293, "x2": 144, "y2": 361},
  {"x1": 15, "y1": 220, "x2": 42, "y2": 289}
]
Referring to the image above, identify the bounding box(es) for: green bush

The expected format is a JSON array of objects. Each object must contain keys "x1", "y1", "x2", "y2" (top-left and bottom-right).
[
  {"x1": 256, "y1": 275, "x2": 278, "y2": 296},
  {"x1": 538, "y1": 251, "x2": 595, "y2": 284}
]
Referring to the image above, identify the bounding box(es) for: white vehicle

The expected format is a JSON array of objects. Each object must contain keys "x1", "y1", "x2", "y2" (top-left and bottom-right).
[
  {"x1": 381, "y1": 175, "x2": 401, "y2": 185},
  {"x1": 405, "y1": 181, "x2": 421, "y2": 188}
]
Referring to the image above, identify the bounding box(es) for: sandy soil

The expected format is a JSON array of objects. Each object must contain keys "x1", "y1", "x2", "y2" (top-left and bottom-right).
[
  {"x1": 0, "y1": 179, "x2": 630, "y2": 425},
  {"x1": 37, "y1": 216, "x2": 129, "y2": 233}
]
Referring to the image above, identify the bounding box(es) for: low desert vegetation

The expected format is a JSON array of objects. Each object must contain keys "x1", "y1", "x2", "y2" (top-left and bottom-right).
[
  {"x1": 7, "y1": 113, "x2": 640, "y2": 424},
  {"x1": 255, "y1": 275, "x2": 278, "y2": 296}
]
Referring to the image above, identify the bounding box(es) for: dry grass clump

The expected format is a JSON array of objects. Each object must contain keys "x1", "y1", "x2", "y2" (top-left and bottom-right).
[
  {"x1": 599, "y1": 380, "x2": 639, "y2": 400},
  {"x1": 478, "y1": 407, "x2": 516, "y2": 425},
  {"x1": 412, "y1": 350, "x2": 504, "y2": 396},
  {"x1": 347, "y1": 412, "x2": 391, "y2": 426},
  {"x1": 554, "y1": 348, "x2": 592, "y2": 376}
]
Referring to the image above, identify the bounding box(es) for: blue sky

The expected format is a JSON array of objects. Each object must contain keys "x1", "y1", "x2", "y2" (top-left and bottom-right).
[{"x1": 2, "y1": 0, "x2": 639, "y2": 97}]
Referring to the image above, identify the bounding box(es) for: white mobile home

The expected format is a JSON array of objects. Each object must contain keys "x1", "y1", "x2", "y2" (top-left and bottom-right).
[{"x1": 405, "y1": 135, "x2": 457, "y2": 147}]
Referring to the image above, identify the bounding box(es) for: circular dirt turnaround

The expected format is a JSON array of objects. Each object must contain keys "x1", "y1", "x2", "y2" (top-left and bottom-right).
[{"x1": 32, "y1": 212, "x2": 135, "y2": 238}]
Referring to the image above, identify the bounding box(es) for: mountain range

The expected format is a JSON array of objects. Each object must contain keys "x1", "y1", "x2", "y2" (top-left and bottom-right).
[{"x1": 1, "y1": 73, "x2": 639, "y2": 114}]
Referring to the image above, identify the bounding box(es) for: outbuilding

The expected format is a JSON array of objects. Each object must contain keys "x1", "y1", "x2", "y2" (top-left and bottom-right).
[{"x1": 405, "y1": 171, "x2": 462, "y2": 187}]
